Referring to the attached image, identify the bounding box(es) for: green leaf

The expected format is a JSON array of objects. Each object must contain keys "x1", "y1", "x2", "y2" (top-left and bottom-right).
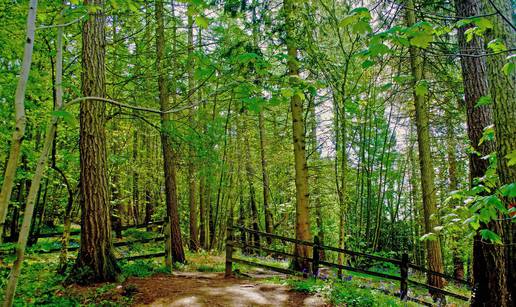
[
  {"x1": 410, "y1": 32, "x2": 433, "y2": 48},
  {"x1": 500, "y1": 183, "x2": 516, "y2": 198},
  {"x1": 505, "y1": 150, "x2": 516, "y2": 166},
  {"x1": 415, "y1": 80, "x2": 428, "y2": 97},
  {"x1": 464, "y1": 27, "x2": 477, "y2": 42},
  {"x1": 479, "y1": 229, "x2": 502, "y2": 244},
  {"x1": 475, "y1": 95, "x2": 492, "y2": 108},
  {"x1": 487, "y1": 39, "x2": 507, "y2": 53},
  {"x1": 361, "y1": 60, "x2": 375, "y2": 69},
  {"x1": 352, "y1": 20, "x2": 371, "y2": 34},
  {"x1": 455, "y1": 18, "x2": 473, "y2": 28},
  {"x1": 52, "y1": 110, "x2": 75, "y2": 125},
  {"x1": 502, "y1": 62, "x2": 514, "y2": 76},
  {"x1": 479, "y1": 124, "x2": 494, "y2": 145},
  {"x1": 195, "y1": 16, "x2": 209, "y2": 29},
  {"x1": 464, "y1": 216, "x2": 480, "y2": 230},
  {"x1": 367, "y1": 43, "x2": 391, "y2": 56},
  {"x1": 473, "y1": 17, "x2": 493, "y2": 31},
  {"x1": 339, "y1": 15, "x2": 356, "y2": 28}
]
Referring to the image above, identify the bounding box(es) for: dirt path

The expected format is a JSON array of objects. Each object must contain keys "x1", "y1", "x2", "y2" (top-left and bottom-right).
[{"x1": 127, "y1": 272, "x2": 327, "y2": 307}]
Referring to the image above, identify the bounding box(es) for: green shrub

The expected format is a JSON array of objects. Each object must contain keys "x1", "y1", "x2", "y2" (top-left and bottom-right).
[{"x1": 121, "y1": 260, "x2": 168, "y2": 278}]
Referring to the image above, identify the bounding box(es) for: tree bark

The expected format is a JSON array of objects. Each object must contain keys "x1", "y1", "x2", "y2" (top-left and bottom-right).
[
  {"x1": 405, "y1": 0, "x2": 445, "y2": 299},
  {"x1": 455, "y1": 0, "x2": 511, "y2": 304},
  {"x1": 155, "y1": 0, "x2": 185, "y2": 265},
  {"x1": 284, "y1": 0, "x2": 312, "y2": 272},
  {"x1": 186, "y1": 11, "x2": 199, "y2": 252},
  {"x1": 0, "y1": 0, "x2": 37, "y2": 243},
  {"x1": 480, "y1": 0, "x2": 515, "y2": 304},
  {"x1": 72, "y1": 0, "x2": 119, "y2": 283}
]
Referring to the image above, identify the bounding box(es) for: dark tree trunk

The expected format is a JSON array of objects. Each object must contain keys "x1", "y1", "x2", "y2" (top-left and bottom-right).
[
  {"x1": 72, "y1": 0, "x2": 119, "y2": 283},
  {"x1": 480, "y1": 0, "x2": 515, "y2": 304},
  {"x1": 455, "y1": 0, "x2": 510, "y2": 305}
]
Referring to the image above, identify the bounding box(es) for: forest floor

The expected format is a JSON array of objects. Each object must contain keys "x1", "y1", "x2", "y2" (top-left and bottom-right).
[
  {"x1": 1, "y1": 228, "x2": 470, "y2": 306},
  {"x1": 127, "y1": 271, "x2": 327, "y2": 306}
]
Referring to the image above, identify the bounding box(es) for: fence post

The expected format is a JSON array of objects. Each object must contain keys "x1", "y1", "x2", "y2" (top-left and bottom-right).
[
  {"x1": 400, "y1": 253, "x2": 409, "y2": 300},
  {"x1": 225, "y1": 226, "x2": 233, "y2": 277},
  {"x1": 312, "y1": 236, "x2": 320, "y2": 278}
]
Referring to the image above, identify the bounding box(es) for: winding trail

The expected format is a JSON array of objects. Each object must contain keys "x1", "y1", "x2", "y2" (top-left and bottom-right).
[{"x1": 128, "y1": 272, "x2": 327, "y2": 307}]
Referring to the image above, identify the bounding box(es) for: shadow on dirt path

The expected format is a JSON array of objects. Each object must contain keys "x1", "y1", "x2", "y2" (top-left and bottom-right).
[{"x1": 127, "y1": 272, "x2": 327, "y2": 307}]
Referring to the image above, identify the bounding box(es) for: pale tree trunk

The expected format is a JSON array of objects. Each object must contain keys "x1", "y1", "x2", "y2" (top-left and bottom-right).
[
  {"x1": 155, "y1": 0, "x2": 185, "y2": 266},
  {"x1": 0, "y1": 0, "x2": 38, "y2": 243},
  {"x1": 480, "y1": 0, "x2": 515, "y2": 304},
  {"x1": 334, "y1": 95, "x2": 348, "y2": 277},
  {"x1": 72, "y1": 0, "x2": 119, "y2": 283},
  {"x1": 3, "y1": 10, "x2": 68, "y2": 305},
  {"x1": 405, "y1": 0, "x2": 445, "y2": 299},
  {"x1": 284, "y1": 0, "x2": 312, "y2": 272}
]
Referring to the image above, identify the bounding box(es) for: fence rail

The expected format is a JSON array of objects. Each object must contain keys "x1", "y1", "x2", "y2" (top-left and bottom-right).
[
  {"x1": 36, "y1": 220, "x2": 165, "y2": 239},
  {"x1": 0, "y1": 225, "x2": 166, "y2": 261},
  {"x1": 225, "y1": 226, "x2": 470, "y2": 302}
]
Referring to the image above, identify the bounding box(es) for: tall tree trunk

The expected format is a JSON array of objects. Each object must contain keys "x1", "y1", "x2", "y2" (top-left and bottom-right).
[
  {"x1": 284, "y1": 0, "x2": 312, "y2": 272},
  {"x1": 155, "y1": 0, "x2": 185, "y2": 266},
  {"x1": 72, "y1": 0, "x2": 119, "y2": 284},
  {"x1": 480, "y1": 0, "x2": 515, "y2": 304},
  {"x1": 258, "y1": 111, "x2": 273, "y2": 244},
  {"x1": 186, "y1": 11, "x2": 199, "y2": 252},
  {"x1": 405, "y1": 0, "x2": 444, "y2": 298},
  {"x1": 455, "y1": 0, "x2": 510, "y2": 305},
  {"x1": 445, "y1": 114, "x2": 464, "y2": 280},
  {"x1": 0, "y1": 0, "x2": 37, "y2": 243},
  {"x1": 309, "y1": 96, "x2": 324, "y2": 259},
  {"x1": 132, "y1": 129, "x2": 139, "y2": 226},
  {"x1": 243, "y1": 114, "x2": 260, "y2": 250}
]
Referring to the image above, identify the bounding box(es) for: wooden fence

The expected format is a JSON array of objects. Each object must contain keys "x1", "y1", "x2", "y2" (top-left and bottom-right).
[
  {"x1": 0, "y1": 222, "x2": 166, "y2": 261},
  {"x1": 225, "y1": 226, "x2": 470, "y2": 302}
]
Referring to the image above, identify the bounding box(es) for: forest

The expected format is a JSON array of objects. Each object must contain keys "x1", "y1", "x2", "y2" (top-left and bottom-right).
[{"x1": 0, "y1": 0, "x2": 514, "y2": 306}]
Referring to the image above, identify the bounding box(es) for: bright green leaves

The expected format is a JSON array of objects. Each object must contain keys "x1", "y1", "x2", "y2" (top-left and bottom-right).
[
  {"x1": 459, "y1": 17, "x2": 493, "y2": 42},
  {"x1": 415, "y1": 80, "x2": 429, "y2": 97},
  {"x1": 506, "y1": 150, "x2": 516, "y2": 167},
  {"x1": 366, "y1": 42, "x2": 391, "y2": 57},
  {"x1": 473, "y1": 17, "x2": 493, "y2": 32},
  {"x1": 406, "y1": 22, "x2": 434, "y2": 48},
  {"x1": 487, "y1": 39, "x2": 507, "y2": 53},
  {"x1": 475, "y1": 95, "x2": 492, "y2": 108},
  {"x1": 478, "y1": 124, "x2": 494, "y2": 145},
  {"x1": 195, "y1": 16, "x2": 209, "y2": 29},
  {"x1": 479, "y1": 229, "x2": 502, "y2": 244},
  {"x1": 52, "y1": 110, "x2": 75, "y2": 126},
  {"x1": 361, "y1": 60, "x2": 375, "y2": 69},
  {"x1": 339, "y1": 7, "x2": 371, "y2": 35},
  {"x1": 109, "y1": 0, "x2": 138, "y2": 12}
]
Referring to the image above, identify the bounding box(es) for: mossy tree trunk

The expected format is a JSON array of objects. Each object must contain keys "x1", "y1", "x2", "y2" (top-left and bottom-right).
[
  {"x1": 284, "y1": 0, "x2": 312, "y2": 272},
  {"x1": 480, "y1": 0, "x2": 515, "y2": 304},
  {"x1": 405, "y1": 0, "x2": 445, "y2": 299}
]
